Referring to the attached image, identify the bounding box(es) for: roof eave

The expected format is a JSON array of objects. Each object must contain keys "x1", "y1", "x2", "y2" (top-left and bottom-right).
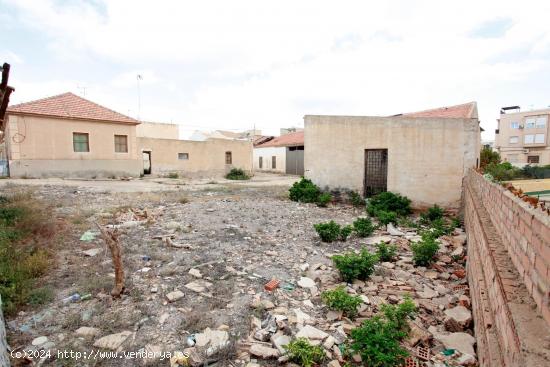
[{"x1": 7, "y1": 110, "x2": 141, "y2": 125}]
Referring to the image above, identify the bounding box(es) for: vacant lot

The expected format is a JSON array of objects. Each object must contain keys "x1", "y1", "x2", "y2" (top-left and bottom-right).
[{"x1": 4, "y1": 175, "x2": 474, "y2": 366}]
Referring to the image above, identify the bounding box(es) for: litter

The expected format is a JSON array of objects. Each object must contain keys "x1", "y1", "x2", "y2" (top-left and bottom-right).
[
  {"x1": 62, "y1": 293, "x2": 81, "y2": 304},
  {"x1": 281, "y1": 283, "x2": 295, "y2": 291},
  {"x1": 79, "y1": 231, "x2": 96, "y2": 242},
  {"x1": 264, "y1": 279, "x2": 280, "y2": 292}
]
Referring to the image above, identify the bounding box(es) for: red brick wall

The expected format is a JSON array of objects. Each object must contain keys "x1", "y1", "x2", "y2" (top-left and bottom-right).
[{"x1": 464, "y1": 170, "x2": 550, "y2": 366}]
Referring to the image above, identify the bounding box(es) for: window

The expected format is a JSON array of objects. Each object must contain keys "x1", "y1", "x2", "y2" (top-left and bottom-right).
[
  {"x1": 507, "y1": 154, "x2": 518, "y2": 163},
  {"x1": 259, "y1": 156, "x2": 263, "y2": 169},
  {"x1": 509, "y1": 136, "x2": 519, "y2": 144},
  {"x1": 178, "y1": 153, "x2": 189, "y2": 160},
  {"x1": 536, "y1": 116, "x2": 547, "y2": 128},
  {"x1": 525, "y1": 118, "x2": 536, "y2": 129},
  {"x1": 272, "y1": 156, "x2": 276, "y2": 169},
  {"x1": 225, "y1": 151, "x2": 232, "y2": 164},
  {"x1": 527, "y1": 155, "x2": 540, "y2": 164},
  {"x1": 114, "y1": 135, "x2": 128, "y2": 153},
  {"x1": 510, "y1": 122, "x2": 520, "y2": 129},
  {"x1": 73, "y1": 133, "x2": 89, "y2": 152},
  {"x1": 535, "y1": 134, "x2": 545, "y2": 144},
  {"x1": 524, "y1": 134, "x2": 535, "y2": 144}
]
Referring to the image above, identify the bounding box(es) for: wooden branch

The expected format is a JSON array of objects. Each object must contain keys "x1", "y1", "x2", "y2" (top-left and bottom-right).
[{"x1": 95, "y1": 222, "x2": 125, "y2": 298}]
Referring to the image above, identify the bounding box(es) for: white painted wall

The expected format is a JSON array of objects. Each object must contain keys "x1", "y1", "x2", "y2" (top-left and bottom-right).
[{"x1": 253, "y1": 146, "x2": 286, "y2": 173}]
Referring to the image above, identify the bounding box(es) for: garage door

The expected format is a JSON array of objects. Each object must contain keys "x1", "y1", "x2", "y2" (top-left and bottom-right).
[{"x1": 286, "y1": 146, "x2": 304, "y2": 175}]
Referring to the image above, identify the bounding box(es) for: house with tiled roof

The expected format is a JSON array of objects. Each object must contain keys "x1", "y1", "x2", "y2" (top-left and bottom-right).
[
  {"x1": 3, "y1": 92, "x2": 253, "y2": 178},
  {"x1": 254, "y1": 131, "x2": 304, "y2": 175},
  {"x1": 4, "y1": 92, "x2": 143, "y2": 178},
  {"x1": 304, "y1": 102, "x2": 481, "y2": 208}
]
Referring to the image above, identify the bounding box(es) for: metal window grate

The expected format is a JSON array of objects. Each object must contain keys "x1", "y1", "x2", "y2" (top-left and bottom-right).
[{"x1": 364, "y1": 149, "x2": 388, "y2": 197}]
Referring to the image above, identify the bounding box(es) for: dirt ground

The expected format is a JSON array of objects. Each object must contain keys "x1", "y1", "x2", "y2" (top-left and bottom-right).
[{"x1": 4, "y1": 174, "x2": 475, "y2": 367}]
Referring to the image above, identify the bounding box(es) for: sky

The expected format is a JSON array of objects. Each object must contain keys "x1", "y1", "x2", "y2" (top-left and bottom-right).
[{"x1": 1, "y1": 0, "x2": 550, "y2": 140}]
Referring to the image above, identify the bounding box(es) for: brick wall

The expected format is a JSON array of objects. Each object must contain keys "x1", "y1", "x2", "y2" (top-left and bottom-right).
[
  {"x1": 0, "y1": 296, "x2": 10, "y2": 366},
  {"x1": 464, "y1": 170, "x2": 550, "y2": 366}
]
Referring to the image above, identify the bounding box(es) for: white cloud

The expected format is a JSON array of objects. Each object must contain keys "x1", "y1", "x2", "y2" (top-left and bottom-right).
[{"x1": 4, "y1": 0, "x2": 550, "y2": 139}]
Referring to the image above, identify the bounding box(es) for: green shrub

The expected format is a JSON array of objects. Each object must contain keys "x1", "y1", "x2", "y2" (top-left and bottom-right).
[
  {"x1": 376, "y1": 210, "x2": 397, "y2": 225},
  {"x1": 421, "y1": 204, "x2": 444, "y2": 222},
  {"x1": 167, "y1": 172, "x2": 179, "y2": 179},
  {"x1": 314, "y1": 221, "x2": 341, "y2": 242},
  {"x1": 314, "y1": 221, "x2": 352, "y2": 242},
  {"x1": 480, "y1": 146, "x2": 500, "y2": 169},
  {"x1": 421, "y1": 217, "x2": 456, "y2": 239},
  {"x1": 332, "y1": 248, "x2": 379, "y2": 282},
  {"x1": 352, "y1": 217, "x2": 375, "y2": 237},
  {"x1": 289, "y1": 178, "x2": 321, "y2": 203},
  {"x1": 347, "y1": 297, "x2": 417, "y2": 366},
  {"x1": 316, "y1": 192, "x2": 332, "y2": 207},
  {"x1": 367, "y1": 192, "x2": 411, "y2": 217},
  {"x1": 348, "y1": 191, "x2": 365, "y2": 207},
  {"x1": 376, "y1": 242, "x2": 397, "y2": 262},
  {"x1": 225, "y1": 168, "x2": 250, "y2": 180},
  {"x1": 28, "y1": 286, "x2": 54, "y2": 305},
  {"x1": 521, "y1": 164, "x2": 550, "y2": 179},
  {"x1": 484, "y1": 162, "x2": 520, "y2": 181},
  {"x1": 321, "y1": 286, "x2": 363, "y2": 318},
  {"x1": 284, "y1": 338, "x2": 325, "y2": 367},
  {"x1": 411, "y1": 234, "x2": 440, "y2": 266}
]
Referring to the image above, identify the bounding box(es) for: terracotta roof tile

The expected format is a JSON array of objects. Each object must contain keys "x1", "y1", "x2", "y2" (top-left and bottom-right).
[
  {"x1": 255, "y1": 131, "x2": 304, "y2": 148},
  {"x1": 7, "y1": 92, "x2": 139, "y2": 124},
  {"x1": 402, "y1": 102, "x2": 477, "y2": 119}
]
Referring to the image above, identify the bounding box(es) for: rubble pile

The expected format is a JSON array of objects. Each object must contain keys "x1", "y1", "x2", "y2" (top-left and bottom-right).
[{"x1": 5, "y1": 184, "x2": 477, "y2": 366}]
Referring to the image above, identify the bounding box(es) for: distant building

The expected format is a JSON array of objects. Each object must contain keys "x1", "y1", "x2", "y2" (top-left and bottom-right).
[
  {"x1": 3, "y1": 92, "x2": 252, "y2": 178},
  {"x1": 305, "y1": 102, "x2": 481, "y2": 208},
  {"x1": 280, "y1": 127, "x2": 304, "y2": 136},
  {"x1": 189, "y1": 129, "x2": 261, "y2": 141},
  {"x1": 481, "y1": 140, "x2": 494, "y2": 150},
  {"x1": 494, "y1": 106, "x2": 550, "y2": 165},
  {"x1": 254, "y1": 131, "x2": 304, "y2": 175}
]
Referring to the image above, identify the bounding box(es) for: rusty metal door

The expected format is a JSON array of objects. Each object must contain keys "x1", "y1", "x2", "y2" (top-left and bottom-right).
[{"x1": 364, "y1": 149, "x2": 388, "y2": 197}]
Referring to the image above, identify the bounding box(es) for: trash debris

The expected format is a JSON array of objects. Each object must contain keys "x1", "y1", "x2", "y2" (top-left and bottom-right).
[
  {"x1": 62, "y1": 293, "x2": 80, "y2": 304},
  {"x1": 264, "y1": 279, "x2": 280, "y2": 291},
  {"x1": 79, "y1": 231, "x2": 96, "y2": 242}
]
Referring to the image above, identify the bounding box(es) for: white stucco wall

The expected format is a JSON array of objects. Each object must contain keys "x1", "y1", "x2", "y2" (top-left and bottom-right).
[{"x1": 253, "y1": 146, "x2": 286, "y2": 173}]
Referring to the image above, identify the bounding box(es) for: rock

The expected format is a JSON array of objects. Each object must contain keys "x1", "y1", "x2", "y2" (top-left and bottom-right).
[
  {"x1": 417, "y1": 285, "x2": 438, "y2": 299},
  {"x1": 166, "y1": 290, "x2": 185, "y2": 302},
  {"x1": 435, "y1": 332, "x2": 476, "y2": 355},
  {"x1": 326, "y1": 310, "x2": 343, "y2": 321},
  {"x1": 93, "y1": 331, "x2": 133, "y2": 350},
  {"x1": 328, "y1": 360, "x2": 341, "y2": 367},
  {"x1": 451, "y1": 246, "x2": 464, "y2": 257},
  {"x1": 381, "y1": 262, "x2": 395, "y2": 269},
  {"x1": 75, "y1": 327, "x2": 100, "y2": 338},
  {"x1": 444, "y1": 306, "x2": 472, "y2": 331},
  {"x1": 387, "y1": 223, "x2": 405, "y2": 236},
  {"x1": 271, "y1": 334, "x2": 291, "y2": 354},
  {"x1": 298, "y1": 277, "x2": 316, "y2": 288},
  {"x1": 300, "y1": 263, "x2": 310, "y2": 271},
  {"x1": 458, "y1": 353, "x2": 477, "y2": 366},
  {"x1": 194, "y1": 328, "x2": 229, "y2": 355},
  {"x1": 249, "y1": 344, "x2": 280, "y2": 359},
  {"x1": 254, "y1": 329, "x2": 271, "y2": 342},
  {"x1": 82, "y1": 248, "x2": 102, "y2": 257},
  {"x1": 296, "y1": 325, "x2": 328, "y2": 340},
  {"x1": 323, "y1": 335, "x2": 336, "y2": 349},
  {"x1": 452, "y1": 234, "x2": 467, "y2": 247},
  {"x1": 32, "y1": 336, "x2": 48, "y2": 346},
  {"x1": 188, "y1": 268, "x2": 202, "y2": 278},
  {"x1": 365, "y1": 236, "x2": 392, "y2": 245},
  {"x1": 293, "y1": 309, "x2": 311, "y2": 324},
  {"x1": 185, "y1": 280, "x2": 213, "y2": 293}
]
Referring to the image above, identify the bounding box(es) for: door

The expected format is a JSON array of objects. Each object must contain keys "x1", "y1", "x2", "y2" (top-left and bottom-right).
[
  {"x1": 286, "y1": 146, "x2": 304, "y2": 175},
  {"x1": 364, "y1": 149, "x2": 388, "y2": 197},
  {"x1": 143, "y1": 151, "x2": 151, "y2": 175}
]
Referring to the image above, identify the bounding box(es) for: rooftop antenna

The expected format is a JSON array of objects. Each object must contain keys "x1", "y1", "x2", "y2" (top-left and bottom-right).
[
  {"x1": 77, "y1": 84, "x2": 88, "y2": 97},
  {"x1": 137, "y1": 74, "x2": 143, "y2": 120}
]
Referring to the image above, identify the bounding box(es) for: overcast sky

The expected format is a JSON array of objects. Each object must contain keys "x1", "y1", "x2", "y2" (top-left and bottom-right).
[{"x1": 1, "y1": 0, "x2": 550, "y2": 139}]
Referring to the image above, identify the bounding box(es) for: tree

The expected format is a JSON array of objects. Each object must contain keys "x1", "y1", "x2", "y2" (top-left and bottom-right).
[{"x1": 480, "y1": 146, "x2": 500, "y2": 170}]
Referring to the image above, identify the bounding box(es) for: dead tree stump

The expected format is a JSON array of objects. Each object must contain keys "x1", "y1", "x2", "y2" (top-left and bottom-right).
[{"x1": 95, "y1": 222, "x2": 125, "y2": 298}]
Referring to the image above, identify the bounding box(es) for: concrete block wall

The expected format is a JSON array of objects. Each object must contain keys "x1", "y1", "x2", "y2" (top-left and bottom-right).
[{"x1": 464, "y1": 170, "x2": 550, "y2": 366}]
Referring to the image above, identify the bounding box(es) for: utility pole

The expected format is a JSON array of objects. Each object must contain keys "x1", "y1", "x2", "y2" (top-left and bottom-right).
[
  {"x1": 137, "y1": 74, "x2": 143, "y2": 120},
  {"x1": 77, "y1": 84, "x2": 88, "y2": 97}
]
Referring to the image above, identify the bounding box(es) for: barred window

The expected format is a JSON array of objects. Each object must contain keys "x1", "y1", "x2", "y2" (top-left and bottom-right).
[{"x1": 225, "y1": 151, "x2": 232, "y2": 164}]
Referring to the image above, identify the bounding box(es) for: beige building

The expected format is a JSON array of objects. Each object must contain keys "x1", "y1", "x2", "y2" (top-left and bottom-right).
[
  {"x1": 3, "y1": 92, "x2": 253, "y2": 178},
  {"x1": 136, "y1": 121, "x2": 180, "y2": 140},
  {"x1": 305, "y1": 102, "x2": 481, "y2": 209},
  {"x1": 494, "y1": 106, "x2": 550, "y2": 165}
]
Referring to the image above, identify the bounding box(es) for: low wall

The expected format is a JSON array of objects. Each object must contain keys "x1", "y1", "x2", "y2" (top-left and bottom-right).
[
  {"x1": 464, "y1": 170, "x2": 550, "y2": 366},
  {"x1": 8, "y1": 159, "x2": 142, "y2": 178}
]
